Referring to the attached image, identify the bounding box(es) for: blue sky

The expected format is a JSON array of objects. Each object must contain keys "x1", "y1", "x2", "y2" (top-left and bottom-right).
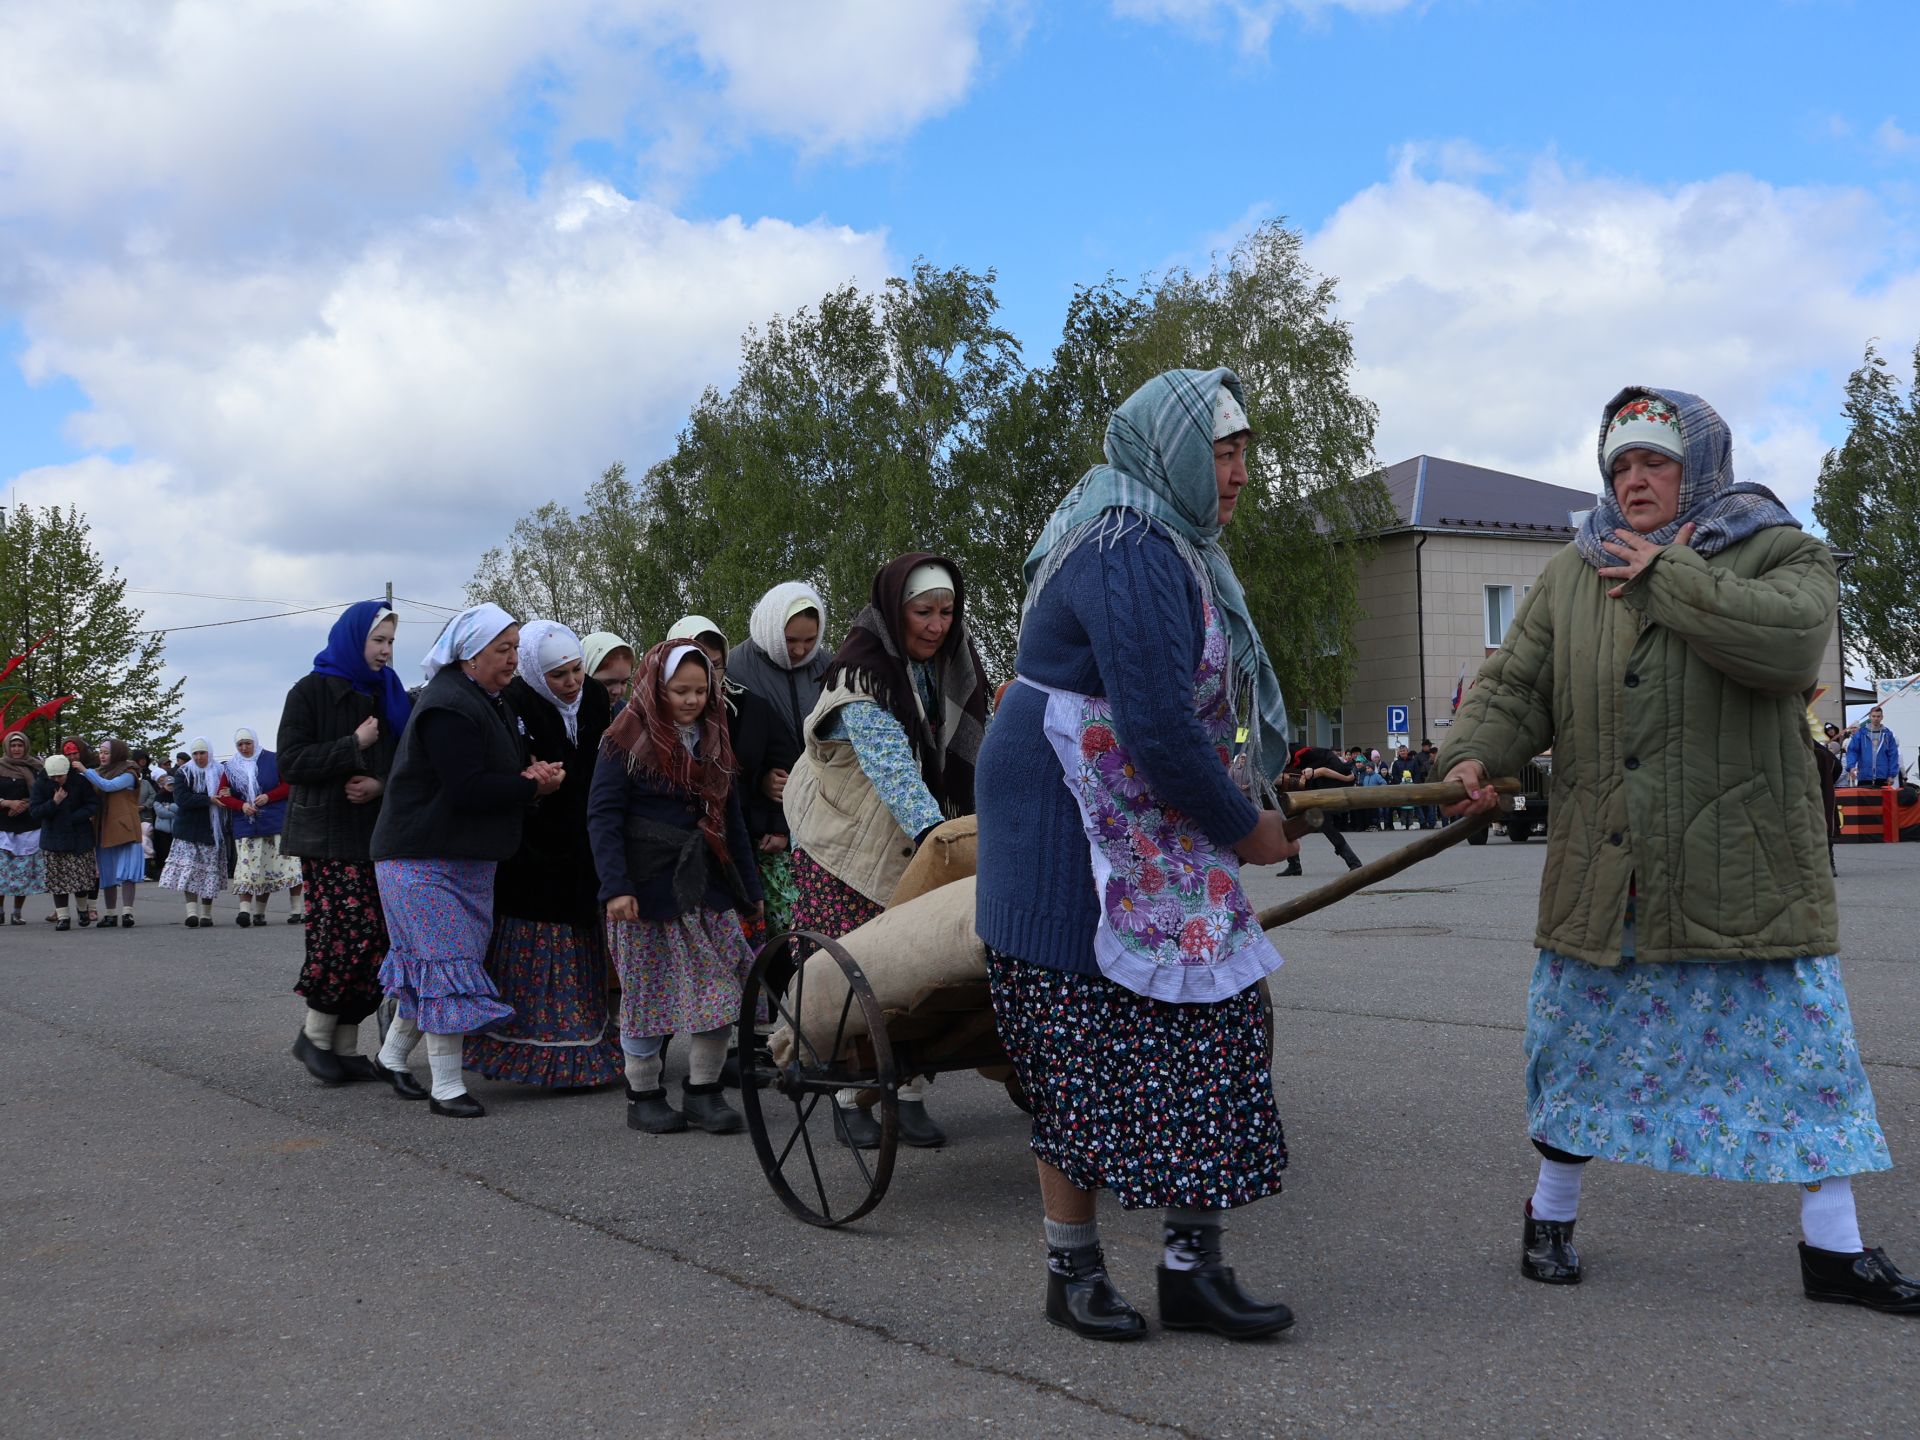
[{"x1": 1, "y1": 0, "x2": 1916, "y2": 744}]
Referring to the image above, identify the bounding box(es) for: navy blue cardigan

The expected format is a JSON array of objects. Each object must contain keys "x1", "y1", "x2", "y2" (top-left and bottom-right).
[
  {"x1": 975, "y1": 526, "x2": 1262, "y2": 976},
  {"x1": 587, "y1": 744, "x2": 765, "y2": 922}
]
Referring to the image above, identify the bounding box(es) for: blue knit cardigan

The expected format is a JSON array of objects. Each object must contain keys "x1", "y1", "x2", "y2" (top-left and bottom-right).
[{"x1": 975, "y1": 525, "x2": 1262, "y2": 976}]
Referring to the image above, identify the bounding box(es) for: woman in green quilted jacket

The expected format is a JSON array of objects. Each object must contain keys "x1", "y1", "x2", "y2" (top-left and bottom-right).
[{"x1": 1439, "y1": 386, "x2": 1915, "y2": 1316}]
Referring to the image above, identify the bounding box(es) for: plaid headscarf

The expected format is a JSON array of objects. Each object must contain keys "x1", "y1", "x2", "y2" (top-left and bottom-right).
[
  {"x1": 1023, "y1": 366, "x2": 1290, "y2": 794},
  {"x1": 601, "y1": 640, "x2": 737, "y2": 859},
  {"x1": 1574, "y1": 386, "x2": 1799, "y2": 568}
]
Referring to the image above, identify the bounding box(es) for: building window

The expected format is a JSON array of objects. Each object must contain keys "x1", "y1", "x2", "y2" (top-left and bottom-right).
[{"x1": 1484, "y1": 584, "x2": 1515, "y2": 647}]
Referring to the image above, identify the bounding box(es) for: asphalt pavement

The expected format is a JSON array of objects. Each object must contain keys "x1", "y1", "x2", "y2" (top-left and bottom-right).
[{"x1": 3, "y1": 833, "x2": 1915, "y2": 1439}]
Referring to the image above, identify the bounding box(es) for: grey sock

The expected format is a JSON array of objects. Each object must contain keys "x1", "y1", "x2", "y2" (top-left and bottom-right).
[
  {"x1": 1043, "y1": 1217, "x2": 1099, "y2": 1251},
  {"x1": 1162, "y1": 1206, "x2": 1224, "y2": 1270}
]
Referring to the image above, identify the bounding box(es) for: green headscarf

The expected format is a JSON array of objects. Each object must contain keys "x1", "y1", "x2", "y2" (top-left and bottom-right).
[{"x1": 1023, "y1": 366, "x2": 1290, "y2": 794}]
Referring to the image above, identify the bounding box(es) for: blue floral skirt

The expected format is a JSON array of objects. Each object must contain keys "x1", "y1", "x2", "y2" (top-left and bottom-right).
[
  {"x1": 466, "y1": 915, "x2": 622, "y2": 1087},
  {"x1": 375, "y1": 858, "x2": 514, "y2": 1036},
  {"x1": 1526, "y1": 950, "x2": 1892, "y2": 1184},
  {"x1": 986, "y1": 949, "x2": 1286, "y2": 1211}
]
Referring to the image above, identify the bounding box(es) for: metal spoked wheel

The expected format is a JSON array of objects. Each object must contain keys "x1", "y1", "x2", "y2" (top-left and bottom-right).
[{"x1": 738, "y1": 929, "x2": 898, "y2": 1228}]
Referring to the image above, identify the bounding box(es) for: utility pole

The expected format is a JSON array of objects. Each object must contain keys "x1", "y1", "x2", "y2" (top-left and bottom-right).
[{"x1": 385, "y1": 580, "x2": 394, "y2": 611}]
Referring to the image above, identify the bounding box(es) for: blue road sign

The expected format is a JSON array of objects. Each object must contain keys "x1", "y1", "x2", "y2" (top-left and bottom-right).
[{"x1": 1387, "y1": 704, "x2": 1409, "y2": 734}]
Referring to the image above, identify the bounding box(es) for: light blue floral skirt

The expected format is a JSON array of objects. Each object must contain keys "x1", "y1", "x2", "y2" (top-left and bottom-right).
[{"x1": 1526, "y1": 950, "x2": 1892, "y2": 1184}]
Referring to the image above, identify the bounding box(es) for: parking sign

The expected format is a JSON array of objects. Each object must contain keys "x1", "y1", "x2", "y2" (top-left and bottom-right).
[{"x1": 1387, "y1": 705, "x2": 1409, "y2": 735}]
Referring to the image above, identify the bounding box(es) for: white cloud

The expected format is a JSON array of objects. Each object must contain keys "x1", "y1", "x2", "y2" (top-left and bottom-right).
[
  {"x1": 1305, "y1": 155, "x2": 1920, "y2": 510},
  {"x1": 0, "y1": 0, "x2": 1000, "y2": 245},
  {"x1": 1114, "y1": 0, "x2": 1416, "y2": 53},
  {"x1": 9, "y1": 186, "x2": 893, "y2": 746},
  {"x1": 1873, "y1": 117, "x2": 1920, "y2": 158}
]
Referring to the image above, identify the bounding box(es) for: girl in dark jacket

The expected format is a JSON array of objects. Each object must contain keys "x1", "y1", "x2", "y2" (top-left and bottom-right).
[
  {"x1": 0, "y1": 730, "x2": 46, "y2": 924},
  {"x1": 588, "y1": 641, "x2": 763, "y2": 1137},
  {"x1": 30, "y1": 754, "x2": 101, "y2": 931},
  {"x1": 465, "y1": 620, "x2": 622, "y2": 1089},
  {"x1": 278, "y1": 601, "x2": 407, "y2": 1085}
]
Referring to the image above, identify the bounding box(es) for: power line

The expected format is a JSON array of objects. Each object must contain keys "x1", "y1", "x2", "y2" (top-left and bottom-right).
[
  {"x1": 137, "y1": 602, "x2": 354, "y2": 636},
  {"x1": 128, "y1": 588, "x2": 307, "y2": 605},
  {"x1": 394, "y1": 595, "x2": 463, "y2": 614}
]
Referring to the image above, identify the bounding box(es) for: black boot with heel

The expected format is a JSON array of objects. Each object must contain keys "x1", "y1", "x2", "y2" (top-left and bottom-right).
[
  {"x1": 1045, "y1": 1244, "x2": 1148, "y2": 1342},
  {"x1": 1157, "y1": 1224, "x2": 1294, "y2": 1338}
]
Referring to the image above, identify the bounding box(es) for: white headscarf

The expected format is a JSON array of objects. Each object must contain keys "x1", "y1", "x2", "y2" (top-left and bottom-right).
[
  {"x1": 223, "y1": 727, "x2": 262, "y2": 801},
  {"x1": 665, "y1": 614, "x2": 727, "y2": 656},
  {"x1": 581, "y1": 631, "x2": 633, "y2": 680},
  {"x1": 422, "y1": 603, "x2": 517, "y2": 683},
  {"x1": 515, "y1": 619, "x2": 586, "y2": 743},
  {"x1": 747, "y1": 582, "x2": 825, "y2": 672},
  {"x1": 180, "y1": 738, "x2": 219, "y2": 794}
]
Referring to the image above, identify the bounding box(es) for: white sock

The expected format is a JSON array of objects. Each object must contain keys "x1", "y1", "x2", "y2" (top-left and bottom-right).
[
  {"x1": 302, "y1": 1008, "x2": 336, "y2": 1051},
  {"x1": 1530, "y1": 1157, "x2": 1585, "y2": 1223},
  {"x1": 425, "y1": 1032, "x2": 466, "y2": 1101},
  {"x1": 1800, "y1": 1177, "x2": 1862, "y2": 1253},
  {"x1": 251, "y1": 896, "x2": 267, "y2": 918},
  {"x1": 378, "y1": 1014, "x2": 423, "y2": 1071},
  {"x1": 688, "y1": 1027, "x2": 729, "y2": 1086},
  {"x1": 289, "y1": 891, "x2": 305, "y2": 916},
  {"x1": 199, "y1": 897, "x2": 214, "y2": 920},
  {"x1": 624, "y1": 1053, "x2": 663, "y2": 1093},
  {"x1": 333, "y1": 1021, "x2": 360, "y2": 1058},
  {"x1": 55, "y1": 904, "x2": 70, "y2": 921},
  {"x1": 899, "y1": 1074, "x2": 931, "y2": 1102},
  {"x1": 185, "y1": 901, "x2": 199, "y2": 921}
]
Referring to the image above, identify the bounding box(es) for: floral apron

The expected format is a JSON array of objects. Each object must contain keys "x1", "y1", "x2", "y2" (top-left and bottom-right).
[{"x1": 1019, "y1": 602, "x2": 1281, "y2": 1004}]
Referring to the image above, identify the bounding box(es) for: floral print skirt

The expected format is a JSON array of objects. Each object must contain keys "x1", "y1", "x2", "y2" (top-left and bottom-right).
[
  {"x1": 96, "y1": 841, "x2": 145, "y2": 887},
  {"x1": 986, "y1": 949, "x2": 1287, "y2": 1211},
  {"x1": 375, "y1": 858, "x2": 514, "y2": 1036},
  {"x1": 467, "y1": 915, "x2": 622, "y2": 1087},
  {"x1": 294, "y1": 859, "x2": 389, "y2": 1024},
  {"x1": 1526, "y1": 950, "x2": 1892, "y2": 1183},
  {"x1": 44, "y1": 849, "x2": 99, "y2": 896},
  {"x1": 159, "y1": 840, "x2": 224, "y2": 898},
  {"x1": 609, "y1": 907, "x2": 755, "y2": 1041},
  {"x1": 757, "y1": 850, "x2": 800, "y2": 936},
  {"x1": 790, "y1": 848, "x2": 882, "y2": 941},
  {"x1": 233, "y1": 834, "x2": 302, "y2": 895},
  {"x1": 0, "y1": 849, "x2": 46, "y2": 897}
]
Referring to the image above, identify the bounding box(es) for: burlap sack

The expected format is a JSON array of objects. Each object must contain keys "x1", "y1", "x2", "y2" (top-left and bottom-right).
[
  {"x1": 886, "y1": 815, "x2": 977, "y2": 908},
  {"x1": 770, "y1": 875, "x2": 988, "y2": 1066}
]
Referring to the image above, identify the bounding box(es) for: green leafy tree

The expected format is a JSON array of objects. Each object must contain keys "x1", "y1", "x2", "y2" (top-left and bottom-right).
[
  {"x1": 0, "y1": 504, "x2": 184, "y2": 752},
  {"x1": 472, "y1": 223, "x2": 1390, "y2": 704},
  {"x1": 1814, "y1": 341, "x2": 1920, "y2": 676}
]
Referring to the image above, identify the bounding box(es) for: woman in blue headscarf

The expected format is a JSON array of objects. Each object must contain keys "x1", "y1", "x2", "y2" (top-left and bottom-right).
[
  {"x1": 976, "y1": 368, "x2": 1301, "y2": 1344},
  {"x1": 278, "y1": 601, "x2": 410, "y2": 1087}
]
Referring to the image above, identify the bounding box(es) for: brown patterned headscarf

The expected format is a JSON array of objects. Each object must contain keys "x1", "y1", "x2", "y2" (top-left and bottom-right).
[
  {"x1": 602, "y1": 640, "x2": 738, "y2": 858},
  {"x1": 0, "y1": 731, "x2": 41, "y2": 785},
  {"x1": 96, "y1": 738, "x2": 135, "y2": 780}
]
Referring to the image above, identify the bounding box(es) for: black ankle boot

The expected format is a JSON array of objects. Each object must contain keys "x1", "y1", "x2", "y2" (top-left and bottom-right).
[
  {"x1": 1281, "y1": 858, "x2": 1302, "y2": 877},
  {"x1": 1157, "y1": 1225, "x2": 1294, "y2": 1339},
  {"x1": 1521, "y1": 1203, "x2": 1582, "y2": 1285},
  {"x1": 627, "y1": 1088, "x2": 687, "y2": 1134},
  {"x1": 1799, "y1": 1243, "x2": 1920, "y2": 1314},
  {"x1": 1045, "y1": 1244, "x2": 1147, "y2": 1342},
  {"x1": 680, "y1": 1081, "x2": 743, "y2": 1134}
]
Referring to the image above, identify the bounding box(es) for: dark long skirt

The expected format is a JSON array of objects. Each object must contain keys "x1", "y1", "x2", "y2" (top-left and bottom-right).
[
  {"x1": 294, "y1": 859, "x2": 389, "y2": 1024},
  {"x1": 466, "y1": 915, "x2": 623, "y2": 1087},
  {"x1": 789, "y1": 848, "x2": 882, "y2": 941},
  {"x1": 986, "y1": 948, "x2": 1287, "y2": 1211}
]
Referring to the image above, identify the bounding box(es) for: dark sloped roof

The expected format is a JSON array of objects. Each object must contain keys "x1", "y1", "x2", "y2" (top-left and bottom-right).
[{"x1": 1376, "y1": 455, "x2": 1598, "y2": 536}]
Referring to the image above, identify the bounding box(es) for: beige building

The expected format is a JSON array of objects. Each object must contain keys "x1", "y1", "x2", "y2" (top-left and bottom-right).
[{"x1": 1296, "y1": 456, "x2": 1846, "y2": 755}]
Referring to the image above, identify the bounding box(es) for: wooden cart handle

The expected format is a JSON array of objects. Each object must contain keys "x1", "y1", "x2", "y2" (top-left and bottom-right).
[
  {"x1": 1277, "y1": 776, "x2": 1521, "y2": 816},
  {"x1": 1259, "y1": 809, "x2": 1499, "y2": 931}
]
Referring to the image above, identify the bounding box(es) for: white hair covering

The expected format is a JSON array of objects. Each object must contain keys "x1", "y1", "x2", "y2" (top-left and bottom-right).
[
  {"x1": 665, "y1": 615, "x2": 728, "y2": 657},
  {"x1": 747, "y1": 582, "x2": 825, "y2": 672},
  {"x1": 901, "y1": 563, "x2": 955, "y2": 604},
  {"x1": 515, "y1": 619, "x2": 586, "y2": 743},
  {"x1": 1212, "y1": 386, "x2": 1252, "y2": 440},
  {"x1": 580, "y1": 631, "x2": 633, "y2": 680},
  {"x1": 422, "y1": 603, "x2": 517, "y2": 682},
  {"x1": 43, "y1": 753, "x2": 70, "y2": 777}
]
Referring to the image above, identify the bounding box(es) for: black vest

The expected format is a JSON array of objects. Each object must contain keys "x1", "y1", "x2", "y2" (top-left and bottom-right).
[{"x1": 370, "y1": 666, "x2": 528, "y2": 863}]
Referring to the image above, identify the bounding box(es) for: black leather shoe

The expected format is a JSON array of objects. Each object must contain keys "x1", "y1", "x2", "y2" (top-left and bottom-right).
[
  {"x1": 98, "y1": 914, "x2": 120, "y2": 928},
  {"x1": 681, "y1": 1081, "x2": 743, "y2": 1134},
  {"x1": 77, "y1": 912, "x2": 93, "y2": 927},
  {"x1": 1045, "y1": 1245, "x2": 1148, "y2": 1342},
  {"x1": 1800, "y1": 1243, "x2": 1920, "y2": 1315},
  {"x1": 289, "y1": 913, "x2": 305, "y2": 925},
  {"x1": 121, "y1": 914, "x2": 135, "y2": 927},
  {"x1": 833, "y1": 1102, "x2": 882, "y2": 1149},
  {"x1": 896, "y1": 1098, "x2": 947, "y2": 1148},
  {"x1": 1157, "y1": 1226, "x2": 1294, "y2": 1339},
  {"x1": 236, "y1": 911, "x2": 251, "y2": 928},
  {"x1": 333, "y1": 1054, "x2": 380, "y2": 1083},
  {"x1": 373, "y1": 1057, "x2": 429, "y2": 1101},
  {"x1": 54, "y1": 918, "x2": 71, "y2": 932},
  {"x1": 184, "y1": 915, "x2": 199, "y2": 929},
  {"x1": 1281, "y1": 858, "x2": 1303, "y2": 877},
  {"x1": 430, "y1": 1091, "x2": 486, "y2": 1118},
  {"x1": 627, "y1": 1088, "x2": 687, "y2": 1134},
  {"x1": 1522, "y1": 1204, "x2": 1582, "y2": 1285},
  {"x1": 292, "y1": 1031, "x2": 347, "y2": 1086},
  {"x1": 8, "y1": 913, "x2": 23, "y2": 925}
]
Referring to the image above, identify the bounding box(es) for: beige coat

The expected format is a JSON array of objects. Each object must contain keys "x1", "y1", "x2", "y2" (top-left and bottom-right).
[{"x1": 785, "y1": 679, "x2": 924, "y2": 904}]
